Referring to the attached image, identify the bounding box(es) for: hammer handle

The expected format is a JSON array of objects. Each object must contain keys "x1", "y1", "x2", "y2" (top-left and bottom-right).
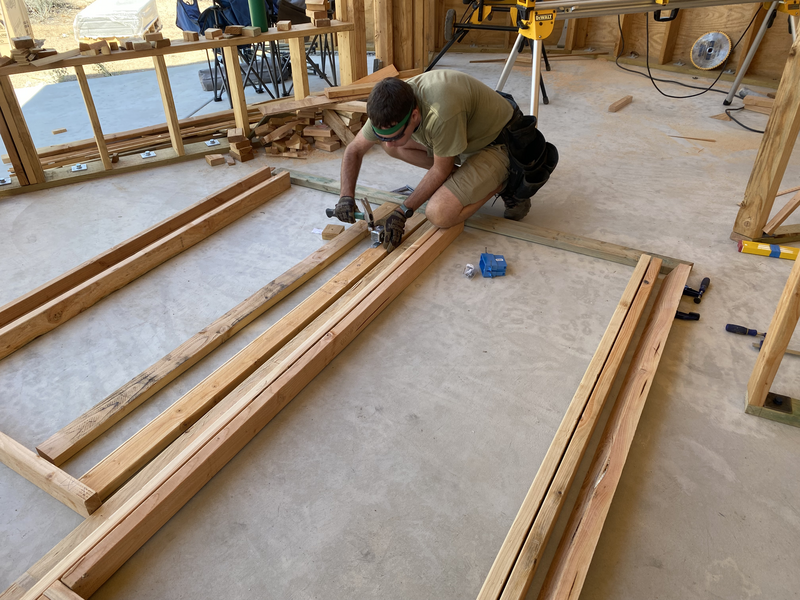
[
  {"x1": 325, "y1": 208, "x2": 364, "y2": 220},
  {"x1": 726, "y1": 324, "x2": 760, "y2": 336}
]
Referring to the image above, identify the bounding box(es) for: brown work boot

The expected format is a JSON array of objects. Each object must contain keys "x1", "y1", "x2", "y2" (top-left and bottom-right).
[{"x1": 503, "y1": 197, "x2": 531, "y2": 221}]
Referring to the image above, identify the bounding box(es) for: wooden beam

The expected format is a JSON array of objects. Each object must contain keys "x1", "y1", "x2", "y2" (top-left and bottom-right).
[
  {"x1": 0, "y1": 213, "x2": 427, "y2": 600},
  {"x1": 763, "y1": 190, "x2": 800, "y2": 235},
  {"x1": 42, "y1": 581, "x2": 81, "y2": 600},
  {"x1": 476, "y1": 255, "x2": 654, "y2": 600},
  {"x1": 17, "y1": 222, "x2": 460, "y2": 600},
  {"x1": 0, "y1": 431, "x2": 101, "y2": 517},
  {"x1": 324, "y1": 82, "x2": 375, "y2": 99},
  {"x1": 1, "y1": 168, "x2": 272, "y2": 335},
  {"x1": 413, "y1": 0, "x2": 424, "y2": 70},
  {"x1": 658, "y1": 8, "x2": 683, "y2": 65},
  {"x1": 79, "y1": 206, "x2": 424, "y2": 500},
  {"x1": 351, "y1": 64, "x2": 399, "y2": 85},
  {"x1": 221, "y1": 46, "x2": 250, "y2": 136},
  {"x1": 322, "y1": 109, "x2": 355, "y2": 145},
  {"x1": 288, "y1": 37, "x2": 310, "y2": 100},
  {"x1": 0, "y1": 108, "x2": 28, "y2": 185},
  {"x1": 733, "y1": 35, "x2": 800, "y2": 239},
  {"x1": 538, "y1": 264, "x2": 692, "y2": 600},
  {"x1": 282, "y1": 170, "x2": 691, "y2": 273},
  {"x1": 746, "y1": 256, "x2": 800, "y2": 408},
  {"x1": 373, "y1": 0, "x2": 393, "y2": 67},
  {"x1": 335, "y1": 0, "x2": 368, "y2": 82},
  {"x1": 0, "y1": 74, "x2": 44, "y2": 183},
  {"x1": 0, "y1": 172, "x2": 289, "y2": 362},
  {"x1": 564, "y1": 19, "x2": 589, "y2": 53},
  {"x1": 0, "y1": 0, "x2": 34, "y2": 53},
  {"x1": 151, "y1": 56, "x2": 184, "y2": 156},
  {"x1": 614, "y1": 14, "x2": 633, "y2": 58},
  {"x1": 73, "y1": 66, "x2": 113, "y2": 171},
  {"x1": 37, "y1": 202, "x2": 369, "y2": 467}
]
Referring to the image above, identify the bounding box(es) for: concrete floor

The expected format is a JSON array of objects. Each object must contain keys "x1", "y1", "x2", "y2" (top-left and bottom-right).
[{"x1": 1, "y1": 53, "x2": 800, "y2": 600}]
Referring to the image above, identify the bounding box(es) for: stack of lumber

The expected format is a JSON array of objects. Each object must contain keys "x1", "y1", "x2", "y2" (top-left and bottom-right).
[
  {"x1": 8, "y1": 36, "x2": 57, "y2": 64},
  {"x1": 253, "y1": 102, "x2": 367, "y2": 157},
  {"x1": 306, "y1": 0, "x2": 331, "y2": 27},
  {"x1": 227, "y1": 127, "x2": 254, "y2": 162},
  {"x1": 474, "y1": 256, "x2": 691, "y2": 600}
]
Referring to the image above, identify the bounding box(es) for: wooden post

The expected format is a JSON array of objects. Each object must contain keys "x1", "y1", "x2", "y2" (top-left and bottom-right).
[
  {"x1": 564, "y1": 19, "x2": 588, "y2": 52},
  {"x1": 374, "y1": 0, "x2": 393, "y2": 68},
  {"x1": 335, "y1": 0, "x2": 368, "y2": 82},
  {"x1": 73, "y1": 66, "x2": 113, "y2": 171},
  {"x1": 413, "y1": 0, "x2": 424, "y2": 69},
  {"x1": 614, "y1": 14, "x2": 633, "y2": 57},
  {"x1": 0, "y1": 0, "x2": 34, "y2": 53},
  {"x1": 221, "y1": 46, "x2": 250, "y2": 136},
  {"x1": 0, "y1": 431, "x2": 101, "y2": 517},
  {"x1": 658, "y1": 9, "x2": 683, "y2": 64},
  {"x1": 733, "y1": 35, "x2": 800, "y2": 240},
  {"x1": 746, "y1": 257, "x2": 800, "y2": 409},
  {"x1": 0, "y1": 74, "x2": 44, "y2": 183},
  {"x1": 0, "y1": 109, "x2": 28, "y2": 185},
  {"x1": 152, "y1": 56, "x2": 184, "y2": 156},
  {"x1": 288, "y1": 37, "x2": 309, "y2": 100}
]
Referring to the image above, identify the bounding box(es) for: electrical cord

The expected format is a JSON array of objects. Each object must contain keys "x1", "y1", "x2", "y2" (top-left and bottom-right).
[{"x1": 614, "y1": 11, "x2": 766, "y2": 132}]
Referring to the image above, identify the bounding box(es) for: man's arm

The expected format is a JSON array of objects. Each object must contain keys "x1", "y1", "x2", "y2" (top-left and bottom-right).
[
  {"x1": 340, "y1": 130, "x2": 377, "y2": 197},
  {"x1": 401, "y1": 154, "x2": 456, "y2": 211}
]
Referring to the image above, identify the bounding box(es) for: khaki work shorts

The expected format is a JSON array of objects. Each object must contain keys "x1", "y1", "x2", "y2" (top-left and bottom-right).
[{"x1": 443, "y1": 144, "x2": 510, "y2": 207}]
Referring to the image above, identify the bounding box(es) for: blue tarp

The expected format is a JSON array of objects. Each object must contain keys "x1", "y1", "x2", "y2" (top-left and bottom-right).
[{"x1": 176, "y1": 0, "x2": 277, "y2": 33}]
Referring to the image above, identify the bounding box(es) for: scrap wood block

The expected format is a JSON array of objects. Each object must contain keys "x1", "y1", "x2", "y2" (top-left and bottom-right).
[
  {"x1": 108, "y1": 41, "x2": 119, "y2": 51},
  {"x1": 263, "y1": 121, "x2": 301, "y2": 143},
  {"x1": 276, "y1": 20, "x2": 292, "y2": 31},
  {"x1": 608, "y1": 95, "x2": 633, "y2": 113},
  {"x1": 230, "y1": 149, "x2": 255, "y2": 162},
  {"x1": 52, "y1": 128, "x2": 67, "y2": 135},
  {"x1": 124, "y1": 40, "x2": 135, "y2": 50},
  {"x1": 227, "y1": 127, "x2": 246, "y2": 143},
  {"x1": 144, "y1": 32, "x2": 163, "y2": 41},
  {"x1": 132, "y1": 41, "x2": 151, "y2": 51},
  {"x1": 205, "y1": 153, "x2": 226, "y2": 166},
  {"x1": 273, "y1": 140, "x2": 288, "y2": 152},
  {"x1": 225, "y1": 25, "x2": 243, "y2": 35},
  {"x1": 0, "y1": 55, "x2": 15, "y2": 67},
  {"x1": 230, "y1": 140, "x2": 252, "y2": 151},
  {"x1": 205, "y1": 28, "x2": 223, "y2": 39},
  {"x1": 321, "y1": 224, "x2": 345, "y2": 240},
  {"x1": 324, "y1": 82, "x2": 376, "y2": 100},
  {"x1": 286, "y1": 133, "x2": 303, "y2": 149},
  {"x1": 315, "y1": 139, "x2": 340, "y2": 152},
  {"x1": 242, "y1": 26, "x2": 261, "y2": 37},
  {"x1": 306, "y1": 9, "x2": 327, "y2": 19},
  {"x1": 314, "y1": 18, "x2": 331, "y2": 27},
  {"x1": 11, "y1": 36, "x2": 35, "y2": 49},
  {"x1": 183, "y1": 31, "x2": 199, "y2": 41},
  {"x1": 80, "y1": 48, "x2": 99, "y2": 56},
  {"x1": 323, "y1": 110, "x2": 355, "y2": 145},
  {"x1": 306, "y1": 1, "x2": 329, "y2": 10},
  {"x1": 254, "y1": 123, "x2": 274, "y2": 136},
  {"x1": 151, "y1": 39, "x2": 171, "y2": 49},
  {"x1": 110, "y1": 153, "x2": 119, "y2": 163}
]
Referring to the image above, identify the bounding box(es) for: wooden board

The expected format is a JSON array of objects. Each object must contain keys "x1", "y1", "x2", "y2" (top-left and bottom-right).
[
  {"x1": 288, "y1": 37, "x2": 310, "y2": 100},
  {"x1": 42, "y1": 581, "x2": 82, "y2": 600},
  {"x1": 13, "y1": 221, "x2": 459, "y2": 600},
  {"x1": 763, "y1": 191, "x2": 800, "y2": 235},
  {"x1": 0, "y1": 431, "x2": 101, "y2": 517},
  {"x1": 323, "y1": 81, "x2": 375, "y2": 99},
  {"x1": 537, "y1": 264, "x2": 692, "y2": 600},
  {"x1": 78, "y1": 205, "x2": 413, "y2": 500},
  {"x1": 322, "y1": 110, "x2": 355, "y2": 145},
  {"x1": 0, "y1": 168, "x2": 271, "y2": 336},
  {"x1": 476, "y1": 255, "x2": 653, "y2": 600},
  {"x1": 0, "y1": 172, "x2": 290, "y2": 362},
  {"x1": 0, "y1": 74, "x2": 44, "y2": 183},
  {"x1": 734, "y1": 36, "x2": 800, "y2": 239},
  {"x1": 746, "y1": 256, "x2": 800, "y2": 408},
  {"x1": 73, "y1": 65, "x2": 113, "y2": 171},
  {"x1": 221, "y1": 46, "x2": 250, "y2": 136},
  {"x1": 608, "y1": 95, "x2": 633, "y2": 112},
  {"x1": 152, "y1": 56, "x2": 184, "y2": 156},
  {"x1": 352, "y1": 63, "x2": 399, "y2": 85}
]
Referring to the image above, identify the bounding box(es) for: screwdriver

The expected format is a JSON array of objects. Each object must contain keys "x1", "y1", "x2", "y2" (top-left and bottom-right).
[{"x1": 725, "y1": 324, "x2": 765, "y2": 337}]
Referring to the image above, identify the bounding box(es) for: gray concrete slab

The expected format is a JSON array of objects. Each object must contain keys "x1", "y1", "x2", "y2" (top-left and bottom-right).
[{"x1": 1, "y1": 53, "x2": 799, "y2": 600}]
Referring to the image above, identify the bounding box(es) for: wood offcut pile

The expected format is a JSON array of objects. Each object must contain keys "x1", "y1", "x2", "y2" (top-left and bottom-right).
[{"x1": 1, "y1": 65, "x2": 406, "y2": 173}]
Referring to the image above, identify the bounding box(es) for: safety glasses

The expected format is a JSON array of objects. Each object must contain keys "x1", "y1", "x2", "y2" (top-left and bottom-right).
[{"x1": 372, "y1": 107, "x2": 413, "y2": 142}]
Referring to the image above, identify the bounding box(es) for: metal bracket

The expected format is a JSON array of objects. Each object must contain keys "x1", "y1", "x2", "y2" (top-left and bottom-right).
[
  {"x1": 205, "y1": 139, "x2": 221, "y2": 147},
  {"x1": 0, "y1": 177, "x2": 11, "y2": 185},
  {"x1": 71, "y1": 164, "x2": 88, "y2": 172},
  {"x1": 745, "y1": 391, "x2": 800, "y2": 428},
  {"x1": 141, "y1": 151, "x2": 157, "y2": 159}
]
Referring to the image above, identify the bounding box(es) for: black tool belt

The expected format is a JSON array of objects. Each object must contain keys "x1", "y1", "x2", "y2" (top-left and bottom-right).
[{"x1": 493, "y1": 91, "x2": 559, "y2": 202}]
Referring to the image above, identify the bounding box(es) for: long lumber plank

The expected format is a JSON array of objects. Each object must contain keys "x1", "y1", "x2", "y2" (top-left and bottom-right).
[
  {"x1": 42, "y1": 581, "x2": 82, "y2": 600},
  {"x1": 0, "y1": 432, "x2": 101, "y2": 517},
  {"x1": 0, "y1": 167, "x2": 272, "y2": 330},
  {"x1": 0, "y1": 214, "x2": 427, "y2": 600},
  {"x1": 537, "y1": 264, "x2": 692, "y2": 600},
  {"x1": 282, "y1": 169, "x2": 691, "y2": 274},
  {"x1": 37, "y1": 206, "x2": 372, "y2": 467},
  {"x1": 14, "y1": 221, "x2": 458, "y2": 600},
  {"x1": 493, "y1": 258, "x2": 664, "y2": 600},
  {"x1": 763, "y1": 190, "x2": 800, "y2": 236},
  {"x1": 61, "y1": 222, "x2": 458, "y2": 598},
  {"x1": 0, "y1": 172, "x2": 289, "y2": 361},
  {"x1": 78, "y1": 207, "x2": 424, "y2": 500},
  {"x1": 476, "y1": 255, "x2": 652, "y2": 600}
]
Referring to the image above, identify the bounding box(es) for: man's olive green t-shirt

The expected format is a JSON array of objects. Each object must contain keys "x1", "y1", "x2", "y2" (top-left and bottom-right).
[{"x1": 362, "y1": 70, "x2": 513, "y2": 157}]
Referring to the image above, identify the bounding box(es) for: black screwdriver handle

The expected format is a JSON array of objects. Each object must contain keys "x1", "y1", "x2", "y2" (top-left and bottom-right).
[
  {"x1": 694, "y1": 277, "x2": 711, "y2": 304},
  {"x1": 726, "y1": 324, "x2": 758, "y2": 336},
  {"x1": 325, "y1": 208, "x2": 364, "y2": 220}
]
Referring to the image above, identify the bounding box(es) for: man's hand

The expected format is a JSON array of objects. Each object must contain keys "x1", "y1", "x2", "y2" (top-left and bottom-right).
[
  {"x1": 383, "y1": 209, "x2": 407, "y2": 252},
  {"x1": 334, "y1": 196, "x2": 357, "y2": 223}
]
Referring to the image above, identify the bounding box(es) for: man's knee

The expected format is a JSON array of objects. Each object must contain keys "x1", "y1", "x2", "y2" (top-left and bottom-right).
[{"x1": 425, "y1": 191, "x2": 463, "y2": 228}]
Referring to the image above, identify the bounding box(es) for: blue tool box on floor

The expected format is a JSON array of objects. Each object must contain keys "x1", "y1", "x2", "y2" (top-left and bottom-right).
[{"x1": 480, "y1": 253, "x2": 506, "y2": 278}]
